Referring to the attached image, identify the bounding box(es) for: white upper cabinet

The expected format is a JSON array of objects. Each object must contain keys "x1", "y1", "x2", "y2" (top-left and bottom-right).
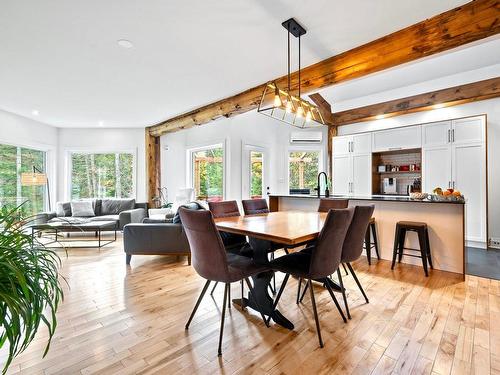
[
  {"x1": 372, "y1": 125, "x2": 422, "y2": 152},
  {"x1": 332, "y1": 136, "x2": 351, "y2": 156},
  {"x1": 452, "y1": 116, "x2": 484, "y2": 145},
  {"x1": 351, "y1": 133, "x2": 372, "y2": 154},
  {"x1": 422, "y1": 121, "x2": 452, "y2": 147}
]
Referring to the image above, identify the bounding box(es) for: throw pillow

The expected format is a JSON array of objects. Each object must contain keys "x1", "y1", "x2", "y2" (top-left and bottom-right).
[
  {"x1": 94, "y1": 199, "x2": 102, "y2": 216},
  {"x1": 55, "y1": 202, "x2": 72, "y2": 217},
  {"x1": 70, "y1": 201, "x2": 95, "y2": 217},
  {"x1": 172, "y1": 202, "x2": 205, "y2": 224},
  {"x1": 101, "y1": 199, "x2": 135, "y2": 215}
]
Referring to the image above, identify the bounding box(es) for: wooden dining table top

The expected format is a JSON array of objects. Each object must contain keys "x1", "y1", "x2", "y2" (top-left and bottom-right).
[{"x1": 213, "y1": 211, "x2": 327, "y2": 245}]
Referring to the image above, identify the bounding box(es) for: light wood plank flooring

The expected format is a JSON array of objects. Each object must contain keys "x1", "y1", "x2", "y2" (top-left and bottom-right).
[{"x1": 3, "y1": 235, "x2": 500, "y2": 374}]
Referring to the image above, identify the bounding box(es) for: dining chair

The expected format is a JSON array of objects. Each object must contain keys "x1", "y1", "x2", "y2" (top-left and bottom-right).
[
  {"x1": 241, "y1": 198, "x2": 283, "y2": 293},
  {"x1": 179, "y1": 207, "x2": 270, "y2": 356},
  {"x1": 208, "y1": 200, "x2": 249, "y2": 297},
  {"x1": 268, "y1": 207, "x2": 354, "y2": 348},
  {"x1": 298, "y1": 205, "x2": 375, "y2": 319}
]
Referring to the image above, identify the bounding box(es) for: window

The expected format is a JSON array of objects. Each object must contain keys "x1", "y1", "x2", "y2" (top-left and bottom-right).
[
  {"x1": 190, "y1": 145, "x2": 224, "y2": 202},
  {"x1": 288, "y1": 151, "x2": 320, "y2": 193},
  {"x1": 0, "y1": 143, "x2": 47, "y2": 215},
  {"x1": 250, "y1": 151, "x2": 263, "y2": 198},
  {"x1": 70, "y1": 152, "x2": 135, "y2": 199}
]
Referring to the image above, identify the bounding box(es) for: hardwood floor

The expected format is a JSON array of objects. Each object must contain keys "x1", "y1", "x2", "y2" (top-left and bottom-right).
[{"x1": 3, "y1": 235, "x2": 500, "y2": 374}]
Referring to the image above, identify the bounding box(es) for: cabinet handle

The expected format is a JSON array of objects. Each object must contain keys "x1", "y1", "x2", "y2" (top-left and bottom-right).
[
  {"x1": 452, "y1": 129, "x2": 455, "y2": 143},
  {"x1": 351, "y1": 141, "x2": 354, "y2": 153},
  {"x1": 448, "y1": 129, "x2": 451, "y2": 143}
]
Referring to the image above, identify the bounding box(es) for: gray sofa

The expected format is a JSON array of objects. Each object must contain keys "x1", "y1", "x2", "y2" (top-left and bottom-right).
[
  {"x1": 37, "y1": 199, "x2": 148, "y2": 230},
  {"x1": 123, "y1": 202, "x2": 205, "y2": 265}
]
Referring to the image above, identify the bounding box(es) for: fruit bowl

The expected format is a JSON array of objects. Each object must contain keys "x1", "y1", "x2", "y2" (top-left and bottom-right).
[{"x1": 409, "y1": 192, "x2": 428, "y2": 200}]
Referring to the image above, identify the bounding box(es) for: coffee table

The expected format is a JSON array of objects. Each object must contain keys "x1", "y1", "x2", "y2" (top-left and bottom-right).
[{"x1": 31, "y1": 220, "x2": 117, "y2": 249}]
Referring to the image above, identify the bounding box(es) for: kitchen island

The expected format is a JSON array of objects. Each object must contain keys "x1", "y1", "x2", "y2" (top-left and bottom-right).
[{"x1": 269, "y1": 194, "x2": 465, "y2": 276}]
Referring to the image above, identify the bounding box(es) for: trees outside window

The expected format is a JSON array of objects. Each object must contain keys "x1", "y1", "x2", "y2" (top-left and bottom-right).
[
  {"x1": 250, "y1": 151, "x2": 263, "y2": 198},
  {"x1": 191, "y1": 146, "x2": 224, "y2": 202},
  {"x1": 70, "y1": 152, "x2": 134, "y2": 199},
  {"x1": 289, "y1": 151, "x2": 320, "y2": 193},
  {"x1": 0, "y1": 143, "x2": 46, "y2": 215}
]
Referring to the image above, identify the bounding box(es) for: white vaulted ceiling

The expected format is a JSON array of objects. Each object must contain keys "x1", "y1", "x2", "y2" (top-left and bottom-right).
[{"x1": 0, "y1": 0, "x2": 480, "y2": 128}]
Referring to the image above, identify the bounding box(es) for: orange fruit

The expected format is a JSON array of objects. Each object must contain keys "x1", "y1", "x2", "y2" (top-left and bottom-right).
[
  {"x1": 452, "y1": 190, "x2": 461, "y2": 197},
  {"x1": 443, "y1": 190, "x2": 452, "y2": 196}
]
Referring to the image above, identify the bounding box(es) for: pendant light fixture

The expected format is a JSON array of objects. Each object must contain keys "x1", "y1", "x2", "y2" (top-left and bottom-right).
[{"x1": 257, "y1": 18, "x2": 325, "y2": 128}]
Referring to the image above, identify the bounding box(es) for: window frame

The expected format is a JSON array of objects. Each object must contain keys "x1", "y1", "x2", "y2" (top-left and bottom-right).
[
  {"x1": 286, "y1": 146, "x2": 325, "y2": 193},
  {"x1": 186, "y1": 141, "x2": 226, "y2": 202},
  {"x1": 0, "y1": 139, "x2": 52, "y2": 212},
  {"x1": 65, "y1": 148, "x2": 137, "y2": 200},
  {"x1": 241, "y1": 143, "x2": 268, "y2": 200}
]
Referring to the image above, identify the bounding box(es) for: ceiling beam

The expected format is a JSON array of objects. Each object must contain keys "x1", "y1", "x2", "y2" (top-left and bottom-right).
[
  {"x1": 332, "y1": 76, "x2": 500, "y2": 126},
  {"x1": 148, "y1": 0, "x2": 500, "y2": 136}
]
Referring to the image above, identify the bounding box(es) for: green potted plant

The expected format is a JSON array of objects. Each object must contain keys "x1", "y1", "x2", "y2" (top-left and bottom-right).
[{"x1": 0, "y1": 204, "x2": 64, "y2": 373}]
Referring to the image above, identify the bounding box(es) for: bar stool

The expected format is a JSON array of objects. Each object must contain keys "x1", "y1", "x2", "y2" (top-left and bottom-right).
[
  {"x1": 365, "y1": 217, "x2": 380, "y2": 265},
  {"x1": 391, "y1": 221, "x2": 433, "y2": 276}
]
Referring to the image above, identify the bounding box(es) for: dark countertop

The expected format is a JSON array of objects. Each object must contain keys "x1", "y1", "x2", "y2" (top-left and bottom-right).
[{"x1": 270, "y1": 194, "x2": 465, "y2": 204}]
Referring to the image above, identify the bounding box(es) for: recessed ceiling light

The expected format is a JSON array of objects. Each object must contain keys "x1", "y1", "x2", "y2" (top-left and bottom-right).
[
  {"x1": 433, "y1": 103, "x2": 445, "y2": 109},
  {"x1": 375, "y1": 114, "x2": 385, "y2": 120},
  {"x1": 117, "y1": 39, "x2": 133, "y2": 49},
  {"x1": 98, "y1": 121, "x2": 104, "y2": 127},
  {"x1": 32, "y1": 110, "x2": 39, "y2": 116}
]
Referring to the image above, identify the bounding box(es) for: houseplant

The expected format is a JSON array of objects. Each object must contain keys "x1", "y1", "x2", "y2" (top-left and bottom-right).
[{"x1": 0, "y1": 204, "x2": 64, "y2": 373}]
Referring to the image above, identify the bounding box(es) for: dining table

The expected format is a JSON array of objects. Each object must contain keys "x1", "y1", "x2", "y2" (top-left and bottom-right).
[{"x1": 214, "y1": 210, "x2": 330, "y2": 330}]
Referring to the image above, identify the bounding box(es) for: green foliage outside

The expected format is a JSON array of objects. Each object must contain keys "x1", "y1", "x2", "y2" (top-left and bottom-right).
[
  {"x1": 250, "y1": 151, "x2": 263, "y2": 198},
  {"x1": 289, "y1": 151, "x2": 319, "y2": 191},
  {"x1": 0, "y1": 144, "x2": 46, "y2": 216},
  {"x1": 193, "y1": 148, "x2": 223, "y2": 201},
  {"x1": 71, "y1": 153, "x2": 134, "y2": 199}
]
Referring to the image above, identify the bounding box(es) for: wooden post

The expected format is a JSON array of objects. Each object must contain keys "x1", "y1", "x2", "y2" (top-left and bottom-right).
[{"x1": 145, "y1": 130, "x2": 161, "y2": 207}]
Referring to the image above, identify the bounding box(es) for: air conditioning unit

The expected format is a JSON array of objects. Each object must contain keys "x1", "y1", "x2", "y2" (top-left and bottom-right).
[{"x1": 290, "y1": 131, "x2": 323, "y2": 144}]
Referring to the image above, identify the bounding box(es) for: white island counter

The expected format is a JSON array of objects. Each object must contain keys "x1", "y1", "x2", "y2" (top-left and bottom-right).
[{"x1": 269, "y1": 194, "x2": 465, "y2": 277}]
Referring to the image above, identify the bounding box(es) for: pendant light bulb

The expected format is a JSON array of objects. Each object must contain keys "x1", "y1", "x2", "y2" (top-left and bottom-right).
[
  {"x1": 296, "y1": 105, "x2": 304, "y2": 118},
  {"x1": 306, "y1": 110, "x2": 312, "y2": 122},
  {"x1": 273, "y1": 85, "x2": 282, "y2": 107},
  {"x1": 286, "y1": 99, "x2": 293, "y2": 113}
]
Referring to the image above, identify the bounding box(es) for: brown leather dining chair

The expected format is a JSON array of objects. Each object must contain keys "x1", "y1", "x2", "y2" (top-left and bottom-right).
[
  {"x1": 268, "y1": 208, "x2": 355, "y2": 348},
  {"x1": 179, "y1": 207, "x2": 269, "y2": 356}
]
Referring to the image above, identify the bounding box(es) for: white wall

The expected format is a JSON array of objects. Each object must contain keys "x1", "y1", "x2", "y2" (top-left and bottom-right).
[
  {"x1": 0, "y1": 109, "x2": 58, "y2": 206},
  {"x1": 57, "y1": 128, "x2": 147, "y2": 202},
  {"x1": 338, "y1": 98, "x2": 500, "y2": 242},
  {"x1": 160, "y1": 111, "x2": 328, "y2": 204}
]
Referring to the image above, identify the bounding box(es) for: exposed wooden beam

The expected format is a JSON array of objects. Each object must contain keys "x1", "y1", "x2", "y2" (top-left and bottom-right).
[
  {"x1": 145, "y1": 131, "x2": 161, "y2": 207},
  {"x1": 332, "y1": 76, "x2": 500, "y2": 126},
  {"x1": 148, "y1": 0, "x2": 500, "y2": 136}
]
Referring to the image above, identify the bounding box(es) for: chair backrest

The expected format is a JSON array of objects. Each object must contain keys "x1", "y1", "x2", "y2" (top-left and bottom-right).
[
  {"x1": 341, "y1": 205, "x2": 375, "y2": 263},
  {"x1": 309, "y1": 208, "x2": 354, "y2": 279},
  {"x1": 208, "y1": 200, "x2": 241, "y2": 218},
  {"x1": 318, "y1": 198, "x2": 349, "y2": 212},
  {"x1": 242, "y1": 199, "x2": 269, "y2": 215},
  {"x1": 178, "y1": 207, "x2": 229, "y2": 281}
]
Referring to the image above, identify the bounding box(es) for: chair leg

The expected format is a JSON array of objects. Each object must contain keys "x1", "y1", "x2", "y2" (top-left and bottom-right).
[
  {"x1": 188, "y1": 255, "x2": 191, "y2": 266},
  {"x1": 342, "y1": 263, "x2": 349, "y2": 276},
  {"x1": 185, "y1": 280, "x2": 211, "y2": 329},
  {"x1": 283, "y1": 247, "x2": 290, "y2": 254},
  {"x1": 266, "y1": 274, "x2": 290, "y2": 325},
  {"x1": 210, "y1": 281, "x2": 218, "y2": 296},
  {"x1": 325, "y1": 281, "x2": 347, "y2": 323},
  {"x1": 418, "y1": 228, "x2": 429, "y2": 277},
  {"x1": 125, "y1": 254, "x2": 132, "y2": 265},
  {"x1": 244, "y1": 278, "x2": 270, "y2": 327},
  {"x1": 299, "y1": 280, "x2": 309, "y2": 303},
  {"x1": 218, "y1": 283, "x2": 229, "y2": 356},
  {"x1": 371, "y1": 223, "x2": 380, "y2": 260},
  {"x1": 241, "y1": 280, "x2": 245, "y2": 309},
  {"x1": 346, "y1": 263, "x2": 369, "y2": 303},
  {"x1": 296, "y1": 277, "x2": 302, "y2": 304},
  {"x1": 425, "y1": 228, "x2": 433, "y2": 269},
  {"x1": 228, "y1": 284, "x2": 231, "y2": 309},
  {"x1": 308, "y1": 279, "x2": 324, "y2": 348},
  {"x1": 391, "y1": 226, "x2": 400, "y2": 270},
  {"x1": 337, "y1": 269, "x2": 351, "y2": 319},
  {"x1": 365, "y1": 227, "x2": 372, "y2": 265},
  {"x1": 398, "y1": 229, "x2": 405, "y2": 263}
]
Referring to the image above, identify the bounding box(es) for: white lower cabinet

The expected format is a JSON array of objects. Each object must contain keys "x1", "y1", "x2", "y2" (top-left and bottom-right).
[
  {"x1": 351, "y1": 154, "x2": 372, "y2": 196},
  {"x1": 332, "y1": 155, "x2": 350, "y2": 195}
]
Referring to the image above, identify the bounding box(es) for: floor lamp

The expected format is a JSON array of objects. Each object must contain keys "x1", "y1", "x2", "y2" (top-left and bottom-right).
[{"x1": 21, "y1": 166, "x2": 51, "y2": 211}]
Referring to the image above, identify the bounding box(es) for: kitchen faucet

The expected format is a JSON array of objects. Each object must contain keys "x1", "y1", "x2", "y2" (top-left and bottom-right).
[{"x1": 316, "y1": 172, "x2": 328, "y2": 198}]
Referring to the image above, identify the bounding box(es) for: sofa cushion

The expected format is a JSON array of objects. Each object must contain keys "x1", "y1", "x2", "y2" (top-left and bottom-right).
[
  {"x1": 48, "y1": 217, "x2": 90, "y2": 225},
  {"x1": 70, "y1": 201, "x2": 95, "y2": 217},
  {"x1": 55, "y1": 202, "x2": 72, "y2": 217},
  {"x1": 101, "y1": 199, "x2": 135, "y2": 215},
  {"x1": 172, "y1": 202, "x2": 205, "y2": 224},
  {"x1": 88, "y1": 215, "x2": 120, "y2": 222}
]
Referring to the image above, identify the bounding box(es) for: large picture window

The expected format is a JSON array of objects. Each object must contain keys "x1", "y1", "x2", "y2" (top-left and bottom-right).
[
  {"x1": 70, "y1": 152, "x2": 135, "y2": 199},
  {"x1": 190, "y1": 145, "x2": 224, "y2": 202},
  {"x1": 0, "y1": 143, "x2": 47, "y2": 214},
  {"x1": 288, "y1": 150, "x2": 320, "y2": 193}
]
